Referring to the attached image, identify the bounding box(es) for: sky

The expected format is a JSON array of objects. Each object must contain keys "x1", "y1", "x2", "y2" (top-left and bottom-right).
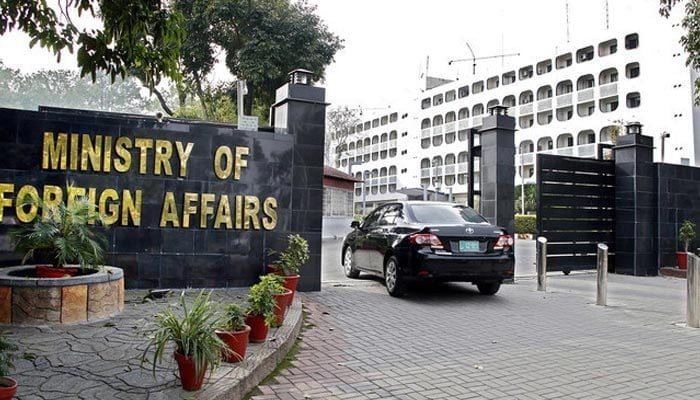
[{"x1": 0, "y1": 0, "x2": 678, "y2": 112}]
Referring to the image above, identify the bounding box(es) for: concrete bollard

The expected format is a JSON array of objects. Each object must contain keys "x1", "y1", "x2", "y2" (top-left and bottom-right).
[
  {"x1": 687, "y1": 253, "x2": 700, "y2": 328},
  {"x1": 596, "y1": 243, "x2": 608, "y2": 306},
  {"x1": 536, "y1": 236, "x2": 547, "y2": 292}
]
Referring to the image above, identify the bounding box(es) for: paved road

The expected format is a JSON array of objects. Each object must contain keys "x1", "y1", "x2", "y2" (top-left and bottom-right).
[{"x1": 252, "y1": 240, "x2": 699, "y2": 399}]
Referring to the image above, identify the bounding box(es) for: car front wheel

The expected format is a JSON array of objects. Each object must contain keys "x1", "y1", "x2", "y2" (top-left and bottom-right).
[
  {"x1": 476, "y1": 282, "x2": 501, "y2": 295},
  {"x1": 384, "y1": 256, "x2": 407, "y2": 297},
  {"x1": 343, "y1": 247, "x2": 360, "y2": 278}
]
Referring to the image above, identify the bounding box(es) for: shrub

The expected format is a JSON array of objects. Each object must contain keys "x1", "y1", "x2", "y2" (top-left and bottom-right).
[{"x1": 515, "y1": 214, "x2": 536, "y2": 234}]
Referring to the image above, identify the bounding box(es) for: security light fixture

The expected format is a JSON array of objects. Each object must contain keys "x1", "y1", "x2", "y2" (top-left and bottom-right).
[
  {"x1": 289, "y1": 68, "x2": 314, "y2": 85},
  {"x1": 625, "y1": 121, "x2": 643, "y2": 135}
]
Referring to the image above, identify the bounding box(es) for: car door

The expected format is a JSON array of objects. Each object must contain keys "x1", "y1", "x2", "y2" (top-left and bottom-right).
[
  {"x1": 367, "y1": 204, "x2": 403, "y2": 272},
  {"x1": 353, "y1": 207, "x2": 384, "y2": 270}
]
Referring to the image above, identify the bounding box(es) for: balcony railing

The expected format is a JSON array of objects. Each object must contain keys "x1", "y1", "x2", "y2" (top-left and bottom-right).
[
  {"x1": 433, "y1": 166, "x2": 443, "y2": 176},
  {"x1": 388, "y1": 176, "x2": 397, "y2": 184},
  {"x1": 421, "y1": 128, "x2": 431, "y2": 139},
  {"x1": 458, "y1": 163, "x2": 468, "y2": 173},
  {"x1": 380, "y1": 142, "x2": 388, "y2": 151},
  {"x1": 537, "y1": 98, "x2": 552, "y2": 111},
  {"x1": 433, "y1": 126, "x2": 443, "y2": 136},
  {"x1": 556, "y1": 93, "x2": 572, "y2": 107},
  {"x1": 519, "y1": 103, "x2": 534, "y2": 115},
  {"x1": 458, "y1": 119, "x2": 470, "y2": 130},
  {"x1": 444, "y1": 164, "x2": 456, "y2": 175},
  {"x1": 577, "y1": 88, "x2": 594, "y2": 102},
  {"x1": 420, "y1": 168, "x2": 430, "y2": 178},
  {"x1": 444, "y1": 122, "x2": 456, "y2": 133},
  {"x1": 472, "y1": 115, "x2": 483, "y2": 126},
  {"x1": 599, "y1": 82, "x2": 617, "y2": 98},
  {"x1": 380, "y1": 177, "x2": 387, "y2": 185},
  {"x1": 389, "y1": 139, "x2": 397, "y2": 148}
]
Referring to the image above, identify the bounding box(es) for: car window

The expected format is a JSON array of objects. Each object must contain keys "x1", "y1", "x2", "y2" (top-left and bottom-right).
[
  {"x1": 361, "y1": 207, "x2": 385, "y2": 229},
  {"x1": 377, "y1": 204, "x2": 403, "y2": 226},
  {"x1": 408, "y1": 204, "x2": 487, "y2": 224}
]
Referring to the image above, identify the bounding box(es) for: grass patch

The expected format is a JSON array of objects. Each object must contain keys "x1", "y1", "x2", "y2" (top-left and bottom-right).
[{"x1": 243, "y1": 307, "x2": 311, "y2": 399}]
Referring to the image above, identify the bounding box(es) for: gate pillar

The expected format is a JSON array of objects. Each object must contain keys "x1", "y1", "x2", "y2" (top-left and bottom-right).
[
  {"x1": 478, "y1": 106, "x2": 516, "y2": 234},
  {"x1": 614, "y1": 126, "x2": 656, "y2": 275},
  {"x1": 271, "y1": 69, "x2": 328, "y2": 291}
]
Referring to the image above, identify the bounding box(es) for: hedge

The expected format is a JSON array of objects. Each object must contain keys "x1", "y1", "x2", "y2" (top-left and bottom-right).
[{"x1": 515, "y1": 214, "x2": 536, "y2": 234}]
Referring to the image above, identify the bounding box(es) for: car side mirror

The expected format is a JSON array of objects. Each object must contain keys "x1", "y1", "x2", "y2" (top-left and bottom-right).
[{"x1": 350, "y1": 221, "x2": 360, "y2": 229}]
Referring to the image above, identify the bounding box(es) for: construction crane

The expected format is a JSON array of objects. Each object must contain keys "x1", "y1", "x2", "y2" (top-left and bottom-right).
[{"x1": 448, "y1": 42, "x2": 520, "y2": 75}]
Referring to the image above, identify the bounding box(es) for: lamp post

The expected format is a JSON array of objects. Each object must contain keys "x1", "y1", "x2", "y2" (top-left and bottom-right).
[
  {"x1": 625, "y1": 121, "x2": 643, "y2": 135},
  {"x1": 289, "y1": 68, "x2": 314, "y2": 85},
  {"x1": 660, "y1": 131, "x2": 670, "y2": 163}
]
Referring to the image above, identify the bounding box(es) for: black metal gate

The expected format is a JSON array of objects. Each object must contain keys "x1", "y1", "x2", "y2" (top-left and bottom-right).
[{"x1": 536, "y1": 154, "x2": 615, "y2": 273}]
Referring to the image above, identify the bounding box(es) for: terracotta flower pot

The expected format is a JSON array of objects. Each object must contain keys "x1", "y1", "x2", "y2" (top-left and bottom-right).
[
  {"x1": 173, "y1": 351, "x2": 207, "y2": 391},
  {"x1": 216, "y1": 325, "x2": 251, "y2": 363},
  {"x1": 266, "y1": 264, "x2": 280, "y2": 274},
  {"x1": 35, "y1": 265, "x2": 80, "y2": 278},
  {"x1": 282, "y1": 274, "x2": 300, "y2": 304},
  {"x1": 246, "y1": 314, "x2": 269, "y2": 343},
  {"x1": 272, "y1": 289, "x2": 293, "y2": 327},
  {"x1": 677, "y1": 251, "x2": 689, "y2": 270},
  {"x1": 0, "y1": 377, "x2": 17, "y2": 400}
]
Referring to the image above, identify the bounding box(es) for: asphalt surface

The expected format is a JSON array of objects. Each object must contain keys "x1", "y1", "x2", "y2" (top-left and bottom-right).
[{"x1": 251, "y1": 238, "x2": 698, "y2": 399}]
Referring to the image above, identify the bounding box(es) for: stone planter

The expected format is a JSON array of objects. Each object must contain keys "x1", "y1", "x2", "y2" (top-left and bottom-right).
[{"x1": 0, "y1": 266, "x2": 124, "y2": 325}]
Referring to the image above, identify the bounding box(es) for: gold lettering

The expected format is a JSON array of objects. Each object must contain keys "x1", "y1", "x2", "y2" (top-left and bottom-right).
[
  {"x1": 0, "y1": 183, "x2": 14, "y2": 220},
  {"x1": 214, "y1": 146, "x2": 233, "y2": 180},
  {"x1": 80, "y1": 134, "x2": 102, "y2": 172},
  {"x1": 70, "y1": 133, "x2": 79, "y2": 170},
  {"x1": 262, "y1": 197, "x2": 278, "y2": 230},
  {"x1": 103, "y1": 136, "x2": 112, "y2": 173},
  {"x1": 122, "y1": 190, "x2": 142, "y2": 226},
  {"x1": 42, "y1": 132, "x2": 67, "y2": 170},
  {"x1": 134, "y1": 138, "x2": 153, "y2": 174},
  {"x1": 114, "y1": 137, "x2": 132, "y2": 173},
  {"x1": 235, "y1": 195, "x2": 243, "y2": 229},
  {"x1": 182, "y1": 192, "x2": 198, "y2": 228},
  {"x1": 87, "y1": 187, "x2": 97, "y2": 224},
  {"x1": 160, "y1": 192, "x2": 179, "y2": 228},
  {"x1": 42, "y1": 185, "x2": 62, "y2": 219},
  {"x1": 66, "y1": 186, "x2": 86, "y2": 208},
  {"x1": 154, "y1": 140, "x2": 173, "y2": 176},
  {"x1": 99, "y1": 189, "x2": 119, "y2": 225},
  {"x1": 214, "y1": 194, "x2": 233, "y2": 229},
  {"x1": 234, "y1": 146, "x2": 249, "y2": 180},
  {"x1": 175, "y1": 142, "x2": 194, "y2": 178},
  {"x1": 15, "y1": 185, "x2": 37, "y2": 223},
  {"x1": 243, "y1": 196, "x2": 260, "y2": 230},
  {"x1": 201, "y1": 193, "x2": 215, "y2": 229}
]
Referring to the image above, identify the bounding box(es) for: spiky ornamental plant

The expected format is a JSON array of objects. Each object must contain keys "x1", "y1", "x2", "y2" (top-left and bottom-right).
[
  {"x1": 11, "y1": 185, "x2": 108, "y2": 270},
  {"x1": 142, "y1": 290, "x2": 228, "y2": 379},
  {"x1": 0, "y1": 333, "x2": 16, "y2": 378}
]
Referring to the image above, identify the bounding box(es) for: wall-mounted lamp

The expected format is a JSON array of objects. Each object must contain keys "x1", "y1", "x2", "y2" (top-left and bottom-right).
[
  {"x1": 289, "y1": 68, "x2": 314, "y2": 85},
  {"x1": 625, "y1": 121, "x2": 643, "y2": 135}
]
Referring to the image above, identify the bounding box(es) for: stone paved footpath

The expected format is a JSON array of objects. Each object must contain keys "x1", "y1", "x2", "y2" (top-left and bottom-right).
[{"x1": 251, "y1": 274, "x2": 700, "y2": 400}]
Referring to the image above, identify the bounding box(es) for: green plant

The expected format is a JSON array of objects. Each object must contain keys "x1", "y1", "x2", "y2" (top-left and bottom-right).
[
  {"x1": 275, "y1": 234, "x2": 310, "y2": 276},
  {"x1": 247, "y1": 275, "x2": 284, "y2": 327},
  {"x1": 142, "y1": 290, "x2": 226, "y2": 379},
  {"x1": 0, "y1": 333, "x2": 16, "y2": 377},
  {"x1": 680, "y1": 220, "x2": 697, "y2": 252},
  {"x1": 221, "y1": 303, "x2": 246, "y2": 332},
  {"x1": 11, "y1": 185, "x2": 108, "y2": 270},
  {"x1": 515, "y1": 214, "x2": 537, "y2": 234}
]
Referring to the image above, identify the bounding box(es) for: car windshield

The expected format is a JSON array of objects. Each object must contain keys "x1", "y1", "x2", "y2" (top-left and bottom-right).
[{"x1": 408, "y1": 204, "x2": 488, "y2": 224}]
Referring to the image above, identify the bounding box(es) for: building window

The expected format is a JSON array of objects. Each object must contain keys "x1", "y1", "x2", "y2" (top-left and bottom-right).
[
  {"x1": 487, "y1": 76, "x2": 499, "y2": 89},
  {"x1": 421, "y1": 98, "x2": 431, "y2": 109},
  {"x1": 536, "y1": 59, "x2": 552, "y2": 75},
  {"x1": 458, "y1": 85, "x2": 469, "y2": 98},
  {"x1": 389, "y1": 112, "x2": 398, "y2": 122},
  {"x1": 599, "y1": 39, "x2": 617, "y2": 56},
  {"x1": 626, "y1": 62, "x2": 640, "y2": 79},
  {"x1": 556, "y1": 53, "x2": 572, "y2": 69},
  {"x1": 445, "y1": 90, "x2": 456, "y2": 102},
  {"x1": 576, "y1": 46, "x2": 594, "y2": 63},
  {"x1": 519, "y1": 65, "x2": 533, "y2": 80},
  {"x1": 472, "y1": 81, "x2": 484, "y2": 94},
  {"x1": 626, "y1": 92, "x2": 641, "y2": 108},
  {"x1": 625, "y1": 33, "x2": 639, "y2": 49},
  {"x1": 433, "y1": 94, "x2": 444, "y2": 106}
]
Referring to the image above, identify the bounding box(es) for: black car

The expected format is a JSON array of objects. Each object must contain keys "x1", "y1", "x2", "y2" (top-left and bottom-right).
[{"x1": 341, "y1": 201, "x2": 514, "y2": 297}]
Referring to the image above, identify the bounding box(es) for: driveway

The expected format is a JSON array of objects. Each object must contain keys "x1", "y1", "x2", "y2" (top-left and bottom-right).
[{"x1": 250, "y1": 240, "x2": 699, "y2": 399}]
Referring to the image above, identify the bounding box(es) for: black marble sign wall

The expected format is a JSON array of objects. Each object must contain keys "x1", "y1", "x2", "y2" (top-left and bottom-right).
[{"x1": 0, "y1": 82, "x2": 326, "y2": 290}]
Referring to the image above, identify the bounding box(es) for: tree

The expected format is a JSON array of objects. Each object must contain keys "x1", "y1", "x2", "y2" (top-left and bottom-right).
[
  {"x1": 0, "y1": 61, "x2": 156, "y2": 114},
  {"x1": 325, "y1": 106, "x2": 360, "y2": 166},
  {"x1": 660, "y1": 0, "x2": 700, "y2": 104},
  {"x1": 175, "y1": 0, "x2": 343, "y2": 117},
  {"x1": 514, "y1": 184, "x2": 536, "y2": 214},
  {"x1": 0, "y1": 0, "x2": 183, "y2": 91}
]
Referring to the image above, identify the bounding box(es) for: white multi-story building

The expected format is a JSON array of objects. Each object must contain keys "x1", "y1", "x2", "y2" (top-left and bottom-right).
[{"x1": 333, "y1": 18, "x2": 698, "y2": 210}]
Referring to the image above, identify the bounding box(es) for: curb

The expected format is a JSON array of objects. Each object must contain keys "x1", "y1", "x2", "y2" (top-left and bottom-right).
[{"x1": 195, "y1": 296, "x2": 304, "y2": 400}]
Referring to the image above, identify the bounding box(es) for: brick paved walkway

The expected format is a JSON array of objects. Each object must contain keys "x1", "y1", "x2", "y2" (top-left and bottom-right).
[{"x1": 252, "y1": 274, "x2": 700, "y2": 399}]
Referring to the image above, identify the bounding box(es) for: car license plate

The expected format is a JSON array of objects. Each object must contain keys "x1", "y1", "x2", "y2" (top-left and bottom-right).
[{"x1": 459, "y1": 240, "x2": 479, "y2": 252}]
